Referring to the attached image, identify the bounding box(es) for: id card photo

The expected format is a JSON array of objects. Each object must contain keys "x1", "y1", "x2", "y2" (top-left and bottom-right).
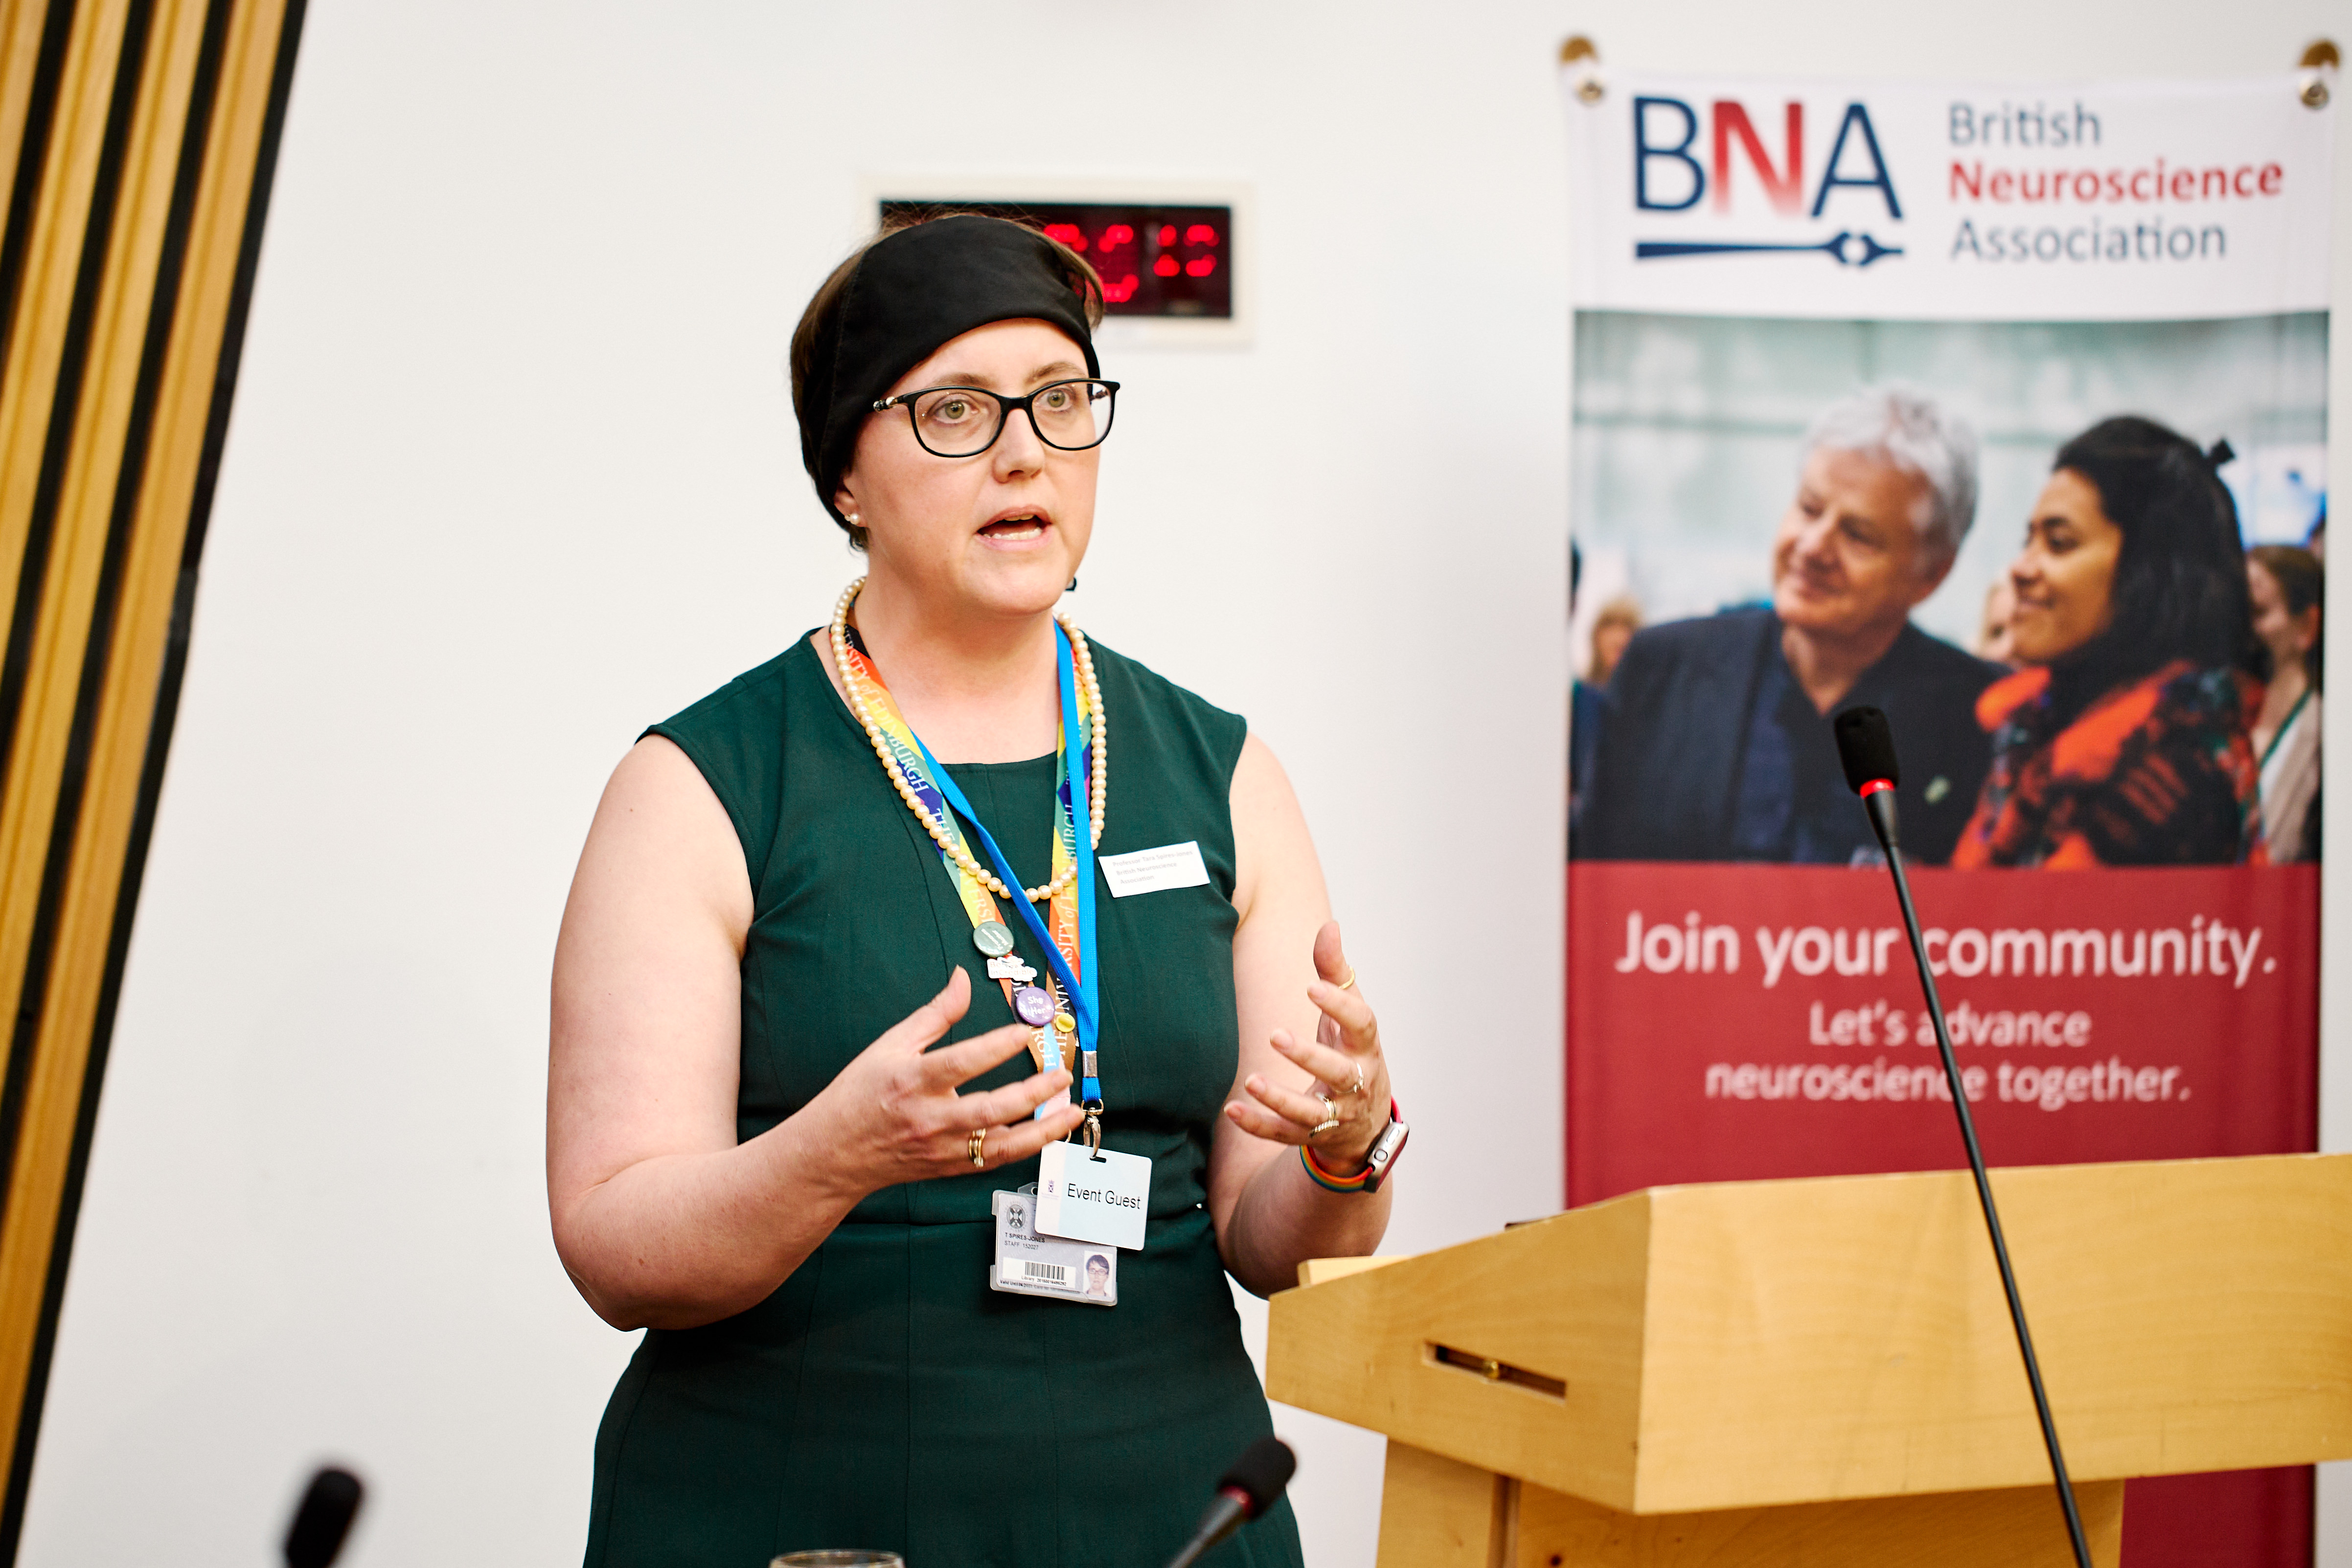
[{"x1": 990, "y1": 1190, "x2": 1117, "y2": 1306}]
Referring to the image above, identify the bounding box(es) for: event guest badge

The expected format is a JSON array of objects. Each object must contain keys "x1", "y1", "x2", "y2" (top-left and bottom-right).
[
  {"x1": 991, "y1": 1190, "x2": 1117, "y2": 1307},
  {"x1": 1098, "y1": 841, "x2": 1210, "y2": 898},
  {"x1": 1034, "y1": 1141, "x2": 1151, "y2": 1251}
]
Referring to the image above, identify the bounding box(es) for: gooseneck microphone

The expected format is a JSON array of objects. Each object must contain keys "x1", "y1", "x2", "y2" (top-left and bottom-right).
[
  {"x1": 284, "y1": 1466, "x2": 364, "y2": 1568},
  {"x1": 1833, "y1": 706, "x2": 2091, "y2": 1568},
  {"x1": 1163, "y1": 1436, "x2": 1296, "y2": 1568}
]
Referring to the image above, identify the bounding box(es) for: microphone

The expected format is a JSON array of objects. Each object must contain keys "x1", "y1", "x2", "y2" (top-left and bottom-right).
[
  {"x1": 283, "y1": 1466, "x2": 364, "y2": 1568},
  {"x1": 1162, "y1": 1435, "x2": 1295, "y2": 1568},
  {"x1": 1833, "y1": 706, "x2": 2091, "y2": 1568},
  {"x1": 1831, "y1": 704, "x2": 1902, "y2": 849}
]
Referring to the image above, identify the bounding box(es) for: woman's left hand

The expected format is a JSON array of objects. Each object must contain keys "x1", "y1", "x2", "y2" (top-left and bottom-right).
[{"x1": 1224, "y1": 920, "x2": 1392, "y2": 1170}]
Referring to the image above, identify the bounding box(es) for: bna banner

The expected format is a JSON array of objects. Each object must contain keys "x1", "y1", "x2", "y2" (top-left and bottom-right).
[{"x1": 1564, "y1": 68, "x2": 2331, "y2": 1567}]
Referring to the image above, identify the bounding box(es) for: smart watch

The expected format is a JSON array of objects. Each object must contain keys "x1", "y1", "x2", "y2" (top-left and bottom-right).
[{"x1": 1300, "y1": 1098, "x2": 1409, "y2": 1194}]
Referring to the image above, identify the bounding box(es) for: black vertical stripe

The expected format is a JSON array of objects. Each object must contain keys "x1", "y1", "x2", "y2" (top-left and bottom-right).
[
  {"x1": 171, "y1": 0, "x2": 301, "y2": 578},
  {"x1": 0, "y1": 1, "x2": 304, "y2": 1557},
  {"x1": 0, "y1": 0, "x2": 78, "y2": 371}
]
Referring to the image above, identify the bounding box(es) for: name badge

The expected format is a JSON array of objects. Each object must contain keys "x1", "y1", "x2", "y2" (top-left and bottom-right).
[
  {"x1": 1098, "y1": 841, "x2": 1211, "y2": 898},
  {"x1": 989, "y1": 1190, "x2": 1117, "y2": 1306},
  {"x1": 1035, "y1": 1141, "x2": 1151, "y2": 1251}
]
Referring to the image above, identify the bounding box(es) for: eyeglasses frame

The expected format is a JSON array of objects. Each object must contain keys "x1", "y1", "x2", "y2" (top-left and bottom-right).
[{"x1": 871, "y1": 377, "x2": 1121, "y2": 459}]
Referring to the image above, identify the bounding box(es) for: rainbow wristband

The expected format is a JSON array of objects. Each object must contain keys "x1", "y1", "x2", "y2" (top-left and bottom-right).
[{"x1": 1300, "y1": 1099, "x2": 1402, "y2": 1193}]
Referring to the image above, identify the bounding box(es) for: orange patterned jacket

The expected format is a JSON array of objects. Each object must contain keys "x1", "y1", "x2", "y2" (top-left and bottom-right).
[{"x1": 1952, "y1": 659, "x2": 2267, "y2": 869}]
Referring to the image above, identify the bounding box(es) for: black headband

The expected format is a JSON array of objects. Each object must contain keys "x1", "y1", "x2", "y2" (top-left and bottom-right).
[{"x1": 801, "y1": 215, "x2": 1100, "y2": 525}]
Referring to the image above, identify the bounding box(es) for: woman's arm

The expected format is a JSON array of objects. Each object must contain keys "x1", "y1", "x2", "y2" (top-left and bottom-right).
[
  {"x1": 1207, "y1": 734, "x2": 1396, "y2": 1298},
  {"x1": 547, "y1": 736, "x2": 1083, "y2": 1331}
]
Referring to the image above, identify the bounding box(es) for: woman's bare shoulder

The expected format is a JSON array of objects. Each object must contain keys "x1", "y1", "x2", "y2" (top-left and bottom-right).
[
  {"x1": 572, "y1": 734, "x2": 754, "y2": 950},
  {"x1": 1229, "y1": 732, "x2": 1323, "y2": 925}
]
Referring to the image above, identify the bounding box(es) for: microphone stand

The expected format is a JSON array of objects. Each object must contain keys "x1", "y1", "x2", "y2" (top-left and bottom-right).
[{"x1": 1865, "y1": 787, "x2": 2093, "y2": 1568}]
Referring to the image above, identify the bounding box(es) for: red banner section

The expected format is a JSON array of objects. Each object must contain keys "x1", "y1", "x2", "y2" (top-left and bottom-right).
[{"x1": 1566, "y1": 863, "x2": 2318, "y2": 1206}]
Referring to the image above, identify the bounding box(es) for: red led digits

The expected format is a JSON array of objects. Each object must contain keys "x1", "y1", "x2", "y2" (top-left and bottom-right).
[
  {"x1": 874, "y1": 201, "x2": 1227, "y2": 319},
  {"x1": 1174, "y1": 221, "x2": 1218, "y2": 279},
  {"x1": 1088, "y1": 223, "x2": 1137, "y2": 302},
  {"x1": 1133, "y1": 207, "x2": 1230, "y2": 309}
]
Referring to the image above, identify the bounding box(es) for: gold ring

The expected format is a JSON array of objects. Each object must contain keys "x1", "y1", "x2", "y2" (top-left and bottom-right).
[
  {"x1": 1345, "y1": 1068, "x2": 1366, "y2": 1097},
  {"x1": 967, "y1": 1128, "x2": 987, "y2": 1167},
  {"x1": 1310, "y1": 1093, "x2": 1340, "y2": 1136},
  {"x1": 1335, "y1": 965, "x2": 1357, "y2": 990}
]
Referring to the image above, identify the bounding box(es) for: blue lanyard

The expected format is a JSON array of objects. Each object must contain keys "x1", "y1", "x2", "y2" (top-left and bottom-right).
[{"x1": 907, "y1": 623, "x2": 1102, "y2": 1110}]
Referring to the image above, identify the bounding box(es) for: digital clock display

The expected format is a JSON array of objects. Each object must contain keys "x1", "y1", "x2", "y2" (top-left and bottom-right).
[{"x1": 879, "y1": 201, "x2": 1233, "y2": 320}]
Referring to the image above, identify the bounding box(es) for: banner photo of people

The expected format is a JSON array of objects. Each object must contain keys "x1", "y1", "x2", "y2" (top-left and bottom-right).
[{"x1": 1564, "y1": 70, "x2": 2331, "y2": 1565}]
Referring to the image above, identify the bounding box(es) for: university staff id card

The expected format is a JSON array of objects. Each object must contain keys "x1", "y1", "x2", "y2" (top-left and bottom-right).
[
  {"x1": 1034, "y1": 1141, "x2": 1150, "y2": 1251},
  {"x1": 991, "y1": 1190, "x2": 1117, "y2": 1306}
]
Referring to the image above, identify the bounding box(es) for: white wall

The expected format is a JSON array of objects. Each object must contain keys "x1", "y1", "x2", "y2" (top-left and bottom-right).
[{"x1": 13, "y1": 3, "x2": 2348, "y2": 1566}]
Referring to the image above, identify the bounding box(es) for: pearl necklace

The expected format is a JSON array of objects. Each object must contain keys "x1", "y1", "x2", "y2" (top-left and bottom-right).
[{"x1": 831, "y1": 577, "x2": 1107, "y2": 905}]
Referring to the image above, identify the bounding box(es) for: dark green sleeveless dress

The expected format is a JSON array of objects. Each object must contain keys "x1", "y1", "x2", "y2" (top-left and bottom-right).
[{"x1": 583, "y1": 633, "x2": 1304, "y2": 1568}]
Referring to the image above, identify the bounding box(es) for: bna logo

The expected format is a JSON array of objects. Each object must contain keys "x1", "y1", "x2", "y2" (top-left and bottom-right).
[{"x1": 1632, "y1": 96, "x2": 1903, "y2": 268}]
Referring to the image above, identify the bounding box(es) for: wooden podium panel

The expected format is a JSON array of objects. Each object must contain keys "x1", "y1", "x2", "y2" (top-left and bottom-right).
[
  {"x1": 1379, "y1": 1441, "x2": 2125, "y2": 1568},
  {"x1": 1268, "y1": 1154, "x2": 2352, "y2": 1516}
]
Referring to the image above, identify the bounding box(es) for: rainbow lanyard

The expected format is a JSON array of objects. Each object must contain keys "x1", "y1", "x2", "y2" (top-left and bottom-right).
[{"x1": 839, "y1": 624, "x2": 1102, "y2": 1122}]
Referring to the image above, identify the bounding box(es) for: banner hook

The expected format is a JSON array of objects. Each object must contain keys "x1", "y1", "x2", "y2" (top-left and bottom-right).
[
  {"x1": 1559, "y1": 36, "x2": 1603, "y2": 105},
  {"x1": 2300, "y1": 40, "x2": 2338, "y2": 109}
]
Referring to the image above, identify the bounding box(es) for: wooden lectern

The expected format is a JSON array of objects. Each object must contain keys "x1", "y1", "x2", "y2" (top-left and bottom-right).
[{"x1": 1267, "y1": 1153, "x2": 2352, "y2": 1567}]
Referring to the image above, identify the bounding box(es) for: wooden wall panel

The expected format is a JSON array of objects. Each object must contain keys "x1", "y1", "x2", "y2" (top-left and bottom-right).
[
  {"x1": 0, "y1": 0, "x2": 301, "y2": 1555},
  {"x1": 0, "y1": 0, "x2": 130, "y2": 689},
  {"x1": 0, "y1": 2, "x2": 62, "y2": 259}
]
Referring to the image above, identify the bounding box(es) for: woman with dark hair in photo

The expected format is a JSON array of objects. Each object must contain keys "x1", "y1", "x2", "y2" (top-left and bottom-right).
[
  {"x1": 2248, "y1": 543, "x2": 2323, "y2": 863},
  {"x1": 1955, "y1": 416, "x2": 2267, "y2": 868},
  {"x1": 545, "y1": 214, "x2": 1402, "y2": 1566}
]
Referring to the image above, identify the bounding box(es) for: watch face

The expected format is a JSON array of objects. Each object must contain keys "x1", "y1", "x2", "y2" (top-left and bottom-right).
[{"x1": 1363, "y1": 1121, "x2": 1409, "y2": 1190}]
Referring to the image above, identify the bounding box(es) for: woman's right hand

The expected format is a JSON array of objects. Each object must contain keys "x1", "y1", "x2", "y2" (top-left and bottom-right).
[{"x1": 800, "y1": 967, "x2": 1087, "y2": 1201}]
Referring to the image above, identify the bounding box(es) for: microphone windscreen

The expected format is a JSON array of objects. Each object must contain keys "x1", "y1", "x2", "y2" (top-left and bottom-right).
[
  {"x1": 284, "y1": 1466, "x2": 364, "y2": 1568},
  {"x1": 1217, "y1": 1436, "x2": 1297, "y2": 1518},
  {"x1": 1833, "y1": 705, "x2": 1901, "y2": 794}
]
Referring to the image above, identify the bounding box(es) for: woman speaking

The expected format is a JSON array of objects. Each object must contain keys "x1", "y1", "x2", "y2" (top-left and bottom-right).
[
  {"x1": 1957, "y1": 416, "x2": 2265, "y2": 868},
  {"x1": 547, "y1": 214, "x2": 1402, "y2": 1566}
]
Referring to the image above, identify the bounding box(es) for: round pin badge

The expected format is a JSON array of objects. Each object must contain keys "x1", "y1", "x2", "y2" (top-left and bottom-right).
[
  {"x1": 1013, "y1": 986, "x2": 1056, "y2": 1026},
  {"x1": 1052, "y1": 1013, "x2": 1076, "y2": 1034},
  {"x1": 972, "y1": 921, "x2": 1015, "y2": 957}
]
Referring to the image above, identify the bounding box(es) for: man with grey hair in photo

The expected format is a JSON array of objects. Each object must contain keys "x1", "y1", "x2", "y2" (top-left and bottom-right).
[{"x1": 1577, "y1": 385, "x2": 2000, "y2": 865}]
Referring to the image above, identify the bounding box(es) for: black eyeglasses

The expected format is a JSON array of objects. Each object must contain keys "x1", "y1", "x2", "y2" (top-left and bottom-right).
[{"x1": 872, "y1": 378, "x2": 1120, "y2": 459}]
